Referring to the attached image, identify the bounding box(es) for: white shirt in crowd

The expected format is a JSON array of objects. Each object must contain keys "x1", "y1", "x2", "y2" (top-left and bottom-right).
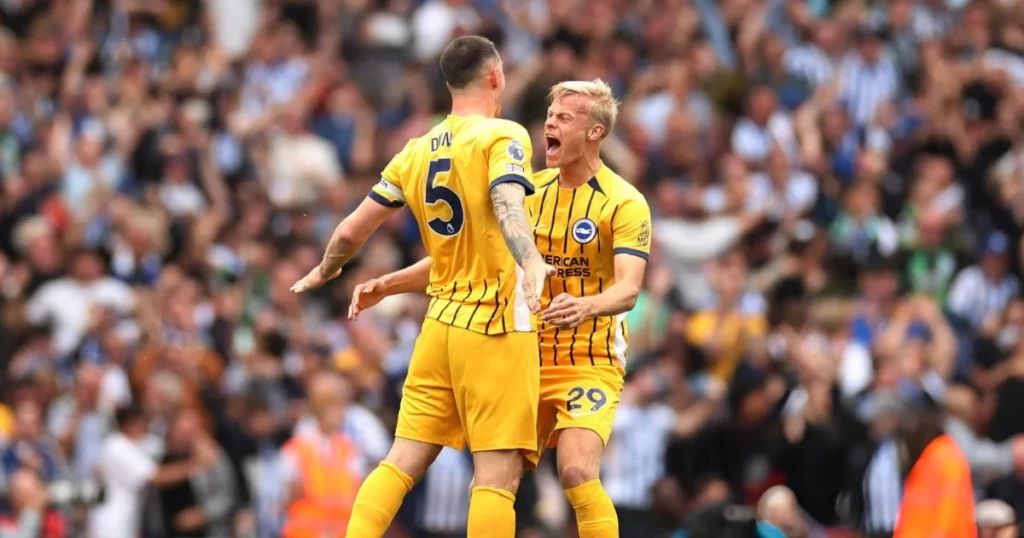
[
  {"x1": 635, "y1": 90, "x2": 715, "y2": 147},
  {"x1": 208, "y1": 0, "x2": 260, "y2": 59},
  {"x1": 25, "y1": 277, "x2": 135, "y2": 356},
  {"x1": 731, "y1": 113, "x2": 798, "y2": 165},
  {"x1": 750, "y1": 171, "x2": 818, "y2": 219},
  {"x1": 267, "y1": 132, "x2": 343, "y2": 208},
  {"x1": 655, "y1": 216, "x2": 745, "y2": 310},
  {"x1": 159, "y1": 181, "x2": 208, "y2": 217},
  {"x1": 784, "y1": 44, "x2": 838, "y2": 88},
  {"x1": 87, "y1": 433, "x2": 156, "y2": 538},
  {"x1": 948, "y1": 265, "x2": 1020, "y2": 329},
  {"x1": 412, "y1": 0, "x2": 481, "y2": 61},
  {"x1": 602, "y1": 401, "x2": 676, "y2": 510},
  {"x1": 701, "y1": 170, "x2": 817, "y2": 219}
]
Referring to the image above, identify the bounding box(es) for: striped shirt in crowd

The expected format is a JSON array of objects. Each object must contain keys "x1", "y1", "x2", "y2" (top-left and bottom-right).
[
  {"x1": 839, "y1": 52, "x2": 901, "y2": 126},
  {"x1": 602, "y1": 401, "x2": 676, "y2": 510},
  {"x1": 784, "y1": 45, "x2": 838, "y2": 89},
  {"x1": 863, "y1": 438, "x2": 902, "y2": 534},
  {"x1": 910, "y1": 4, "x2": 951, "y2": 41},
  {"x1": 417, "y1": 447, "x2": 473, "y2": 534},
  {"x1": 947, "y1": 265, "x2": 1020, "y2": 329}
]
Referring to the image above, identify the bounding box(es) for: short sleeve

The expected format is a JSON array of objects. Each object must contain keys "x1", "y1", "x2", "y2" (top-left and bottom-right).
[
  {"x1": 105, "y1": 437, "x2": 156, "y2": 489},
  {"x1": 369, "y1": 147, "x2": 410, "y2": 208},
  {"x1": 611, "y1": 196, "x2": 652, "y2": 260},
  {"x1": 486, "y1": 122, "x2": 535, "y2": 195}
]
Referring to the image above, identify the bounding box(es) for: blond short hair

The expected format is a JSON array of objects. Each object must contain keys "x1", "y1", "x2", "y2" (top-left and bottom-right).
[{"x1": 548, "y1": 79, "x2": 619, "y2": 138}]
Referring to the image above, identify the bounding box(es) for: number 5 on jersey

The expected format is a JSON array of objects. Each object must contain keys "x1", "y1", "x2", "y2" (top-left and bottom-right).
[{"x1": 425, "y1": 158, "x2": 464, "y2": 236}]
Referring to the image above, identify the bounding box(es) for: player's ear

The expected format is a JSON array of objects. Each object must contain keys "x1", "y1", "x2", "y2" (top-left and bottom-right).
[
  {"x1": 588, "y1": 124, "x2": 604, "y2": 141},
  {"x1": 488, "y1": 62, "x2": 502, "y2": 90}
]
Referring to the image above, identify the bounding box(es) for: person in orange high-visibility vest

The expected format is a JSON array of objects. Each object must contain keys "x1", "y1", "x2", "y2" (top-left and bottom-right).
[
  {"x1": 281, "y1": 371, "x2": 364, "y2": 538},
  {"x1": 894, "y1": 408, "x2": 976, "y2": 538}
]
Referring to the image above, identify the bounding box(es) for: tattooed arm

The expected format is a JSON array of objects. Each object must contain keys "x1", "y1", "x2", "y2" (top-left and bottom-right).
[
  {"x1": 291, "y1": 197, "x2": 400, "y2": 293},
  {"x1": 491, "y1": 182, "x2": 543, "y2": 267},
  {"x1": 491, "y1": 182, "x2": 552, "y2": 312}
]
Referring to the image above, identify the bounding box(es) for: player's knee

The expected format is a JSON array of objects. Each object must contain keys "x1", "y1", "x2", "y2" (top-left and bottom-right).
[
  {"x1": 557, "y1": 429, "x2": 603, "y2": 489},
  {"x1": 559, "y1": 462, "x2": 599, "y2": 490}
]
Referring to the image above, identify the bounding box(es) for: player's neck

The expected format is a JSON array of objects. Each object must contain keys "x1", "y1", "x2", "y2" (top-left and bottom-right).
[
  {"x1": 450, "y1": 94, "x2": 497, "y2": 119},
  {"x1": 559, "y1": 150, "x2": 602, "y2": 189}
]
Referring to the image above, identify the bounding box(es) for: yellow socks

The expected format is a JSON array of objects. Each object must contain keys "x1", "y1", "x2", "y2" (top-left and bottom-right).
[
  {"x1": 564, "y1": 479, "x2": 619, "y2": 538},
  {"x1": 468, "y1": 486, "x2": 517, "y2": 538},
  {"x1": 345, "y1": 462, "x2": 414, "y2": 538}
]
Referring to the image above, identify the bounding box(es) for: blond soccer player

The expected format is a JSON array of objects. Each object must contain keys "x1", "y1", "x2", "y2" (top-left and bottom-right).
[
  {"x1": 349, "y1": 79, "x2": 651, "y2": 538},
  {"x1": 291, "y1": 36, "x2": 554, "y2": 538}
]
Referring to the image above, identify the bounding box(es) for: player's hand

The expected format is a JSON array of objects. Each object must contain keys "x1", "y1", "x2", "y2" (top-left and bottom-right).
[
  {"x1": 348, "y1": 278, "x2": 388, "y2": 320},
  {"x1": 523, "y1": 260, "x2": 556, "y2": 314},
  {"x1": 290, "y1": 263, "x2": 342, "y2": 294},
  {"x1": 541, "y1": 293, "x2": 593, "y2": 328}
]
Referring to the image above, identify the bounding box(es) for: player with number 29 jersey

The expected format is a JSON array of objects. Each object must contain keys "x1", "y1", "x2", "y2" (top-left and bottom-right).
[{"x1": 370, "y1": 115, "x2": 537, "y2": 335}]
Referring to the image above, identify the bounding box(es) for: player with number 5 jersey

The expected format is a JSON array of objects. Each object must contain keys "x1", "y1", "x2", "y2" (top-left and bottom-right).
[
  {"x1": 291, "y1": 36, "x2": 553, "y2": 538},
  {"x1": 371, "y1": 114, "x2": 537, "y2": 334}
]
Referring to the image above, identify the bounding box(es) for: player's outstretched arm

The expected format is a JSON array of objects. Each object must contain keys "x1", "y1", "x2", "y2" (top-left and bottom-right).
[
  {"x1": 542, "y1": 254, "x2": 647, "y2": 328},
  {"x1": 348, "y1": 257, "x2": 434, "y2": 320},
  {"x1": 491, "y1": 182, "x2": 554, "y2": 313},
  {"x1": 291, "y1": 198, "x2": 400, "y2": 294}
]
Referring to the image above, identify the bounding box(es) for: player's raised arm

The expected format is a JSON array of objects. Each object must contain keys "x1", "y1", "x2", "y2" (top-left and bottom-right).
[
  {"x1": 543, "y1": 196, "x2": 651, "y2": 328},
  {"x1": 291, "y1": 197, "x2": 402, "y2": 293},
  {"x1": 487, "y1": 124, "x2": 553, "y2": 313},
  {"x1": 293, "y1": 158, "x2": 411, "y2": 294}
]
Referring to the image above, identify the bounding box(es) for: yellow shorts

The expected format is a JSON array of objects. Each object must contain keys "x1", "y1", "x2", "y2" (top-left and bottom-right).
[
  {"x1": 528, "y1": 364, "x2": 624, "y2": 465},
  {"x1": 396, "y1": 318, "x2": 540, "y2": 455}
]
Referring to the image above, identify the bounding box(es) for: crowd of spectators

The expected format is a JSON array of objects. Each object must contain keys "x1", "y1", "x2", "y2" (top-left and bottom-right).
[{"x1": 5, "y1": 0, "x2": 1024, "y2": 537}]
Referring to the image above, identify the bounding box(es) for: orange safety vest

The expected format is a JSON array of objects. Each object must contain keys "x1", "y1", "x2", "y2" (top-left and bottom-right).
[
  {"x1": 281, "y1": 432, "x2": 363, "y2": 538},
  {"x1": 894, "y1": 434, "x2": 977, "y2": 538}
]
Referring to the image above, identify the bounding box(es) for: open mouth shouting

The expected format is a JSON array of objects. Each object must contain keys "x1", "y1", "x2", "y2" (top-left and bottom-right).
[{"x1": 545, "y1": 133, "x2": 562, "y2": 158}]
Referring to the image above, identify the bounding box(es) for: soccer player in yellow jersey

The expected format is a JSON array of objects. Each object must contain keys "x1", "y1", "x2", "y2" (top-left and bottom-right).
[
  {"x1": 290, "y1": 36, "x2": 553, "y2": 538},
  {"x1": 349, "y1": 79, "x2": 651, "y2": 538}
]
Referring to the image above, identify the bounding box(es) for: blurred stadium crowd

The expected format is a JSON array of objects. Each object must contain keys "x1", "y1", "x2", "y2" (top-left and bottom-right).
[{"x1": 6, "y1": 0, "x2": 1024, "y2": 537}]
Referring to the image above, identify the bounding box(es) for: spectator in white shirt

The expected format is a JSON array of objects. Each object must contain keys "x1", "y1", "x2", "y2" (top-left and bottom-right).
[
  {"x1": 703, "y1": 154, "x2": 758, "y2": 216},
  {"x1": 634, "y1": 61, "x2": 714, "y2": 147},
  {"x1": 87, "y1": 404, "x2": 216, "y2": 538},
  {"x1": 25, "y1": 249, "x2": 135, "y2": 358},
  {"x1": 412, "y1": 0, "x2": 481, "y2": 62},
  {"x1": 751, "y1": 147, "x2": 818, "y2": 221},
  {"x1": 785, "y1": 20, "x2": 845, "y2": 89},
  {"x1": 731, "y1": 86, "x2": 797, "y2": 167},
  {"x1": 266, "y1": 105, "x2": 344, "y2": 209},
  {"x1": 948, "y1": 231, "x2": 1021, "y2": 330},
  {"x1": 158, "y1": 152, "x2": 207, "y2": 218}
]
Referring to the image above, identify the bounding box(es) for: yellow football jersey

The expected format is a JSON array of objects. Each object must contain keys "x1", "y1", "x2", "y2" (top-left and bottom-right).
[
  {"x1": 529, "y1": 164, "x2": 652, "y2": 367},
  {"x1": 370, "y1": 115, "x2": 536, "y2": 334}
]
